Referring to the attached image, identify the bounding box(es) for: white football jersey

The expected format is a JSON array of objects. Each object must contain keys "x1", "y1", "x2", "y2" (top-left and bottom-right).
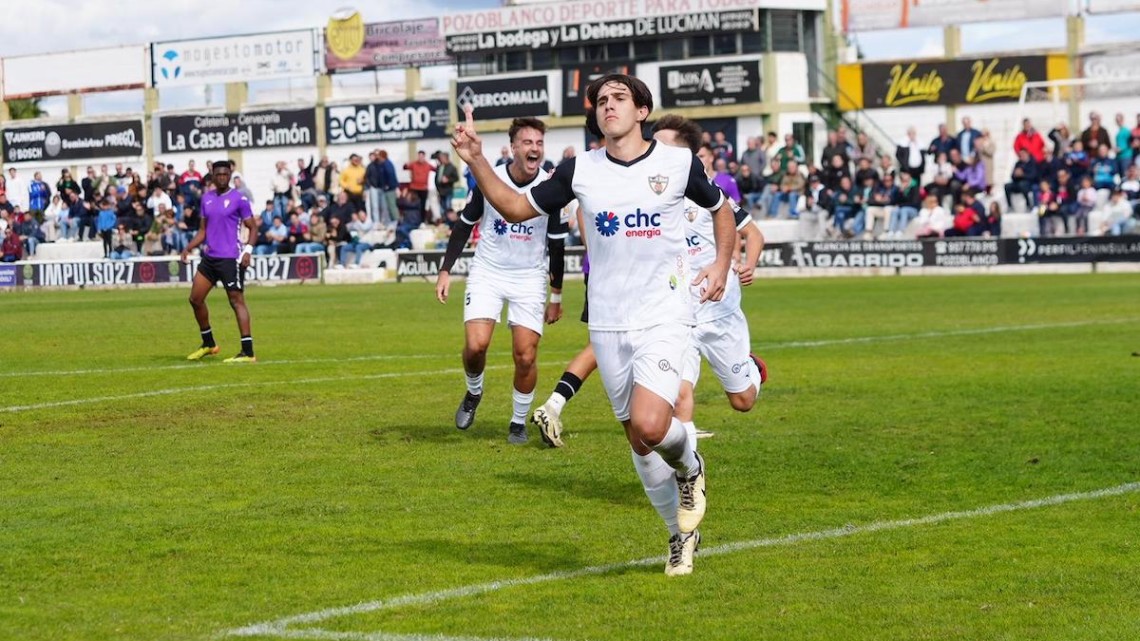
[
  {"x1": 462, "y1": 162, "x2": 567, "y2": 274},
  {"x1": 527, "y1": 141, "x2": 724, "y2": 331},
  {"x1": 683, "y1": 198, "x2": 755, "y2": 323}
]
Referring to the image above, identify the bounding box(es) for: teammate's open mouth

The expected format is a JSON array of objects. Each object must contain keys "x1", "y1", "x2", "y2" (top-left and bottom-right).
[{"x1": 525, "y1": 153, "x2": 540, "y2": 164}]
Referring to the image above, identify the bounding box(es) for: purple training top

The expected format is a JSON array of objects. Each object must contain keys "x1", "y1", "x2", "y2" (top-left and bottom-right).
[{"x1": 201, "y1": 188, "x2": 253, "y2": 259}]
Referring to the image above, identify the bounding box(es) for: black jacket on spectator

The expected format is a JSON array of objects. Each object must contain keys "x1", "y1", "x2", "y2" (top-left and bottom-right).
[
  {"x1": 895, "y1": 144, "x2": 926, "y2": 177},
  {"x1": 821, "y1": 164, "x2": 850, "y2": 192},
  {"x1": 893, "y1": 182, "x2": 922, "y2": 208},
  {"x1": 822, "y1": 144, "x2": 849, "y2": 164},
  {"x1": 854, "y1": 167, "x2": 880, "y2": 188},
  {"x1": 1011, "y1": 160, "x2": 1039, "y2": 184}
]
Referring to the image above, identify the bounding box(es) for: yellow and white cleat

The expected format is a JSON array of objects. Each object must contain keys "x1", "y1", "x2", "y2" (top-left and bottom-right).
[
  {"x1": 223, "y1": 353, "x2": 257, "y2": 363},
  {"x1": 186, "y1": 346, "x2": 220, "y2": 361}
]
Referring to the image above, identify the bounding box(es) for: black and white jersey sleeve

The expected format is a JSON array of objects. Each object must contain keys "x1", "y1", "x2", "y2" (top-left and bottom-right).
[
  {"x1": 459, "y1": 186, "x2": 485, "y2": 225},
  {"x1": 526, "y1": 158, "x2": 577, "y2": 218},
  {"x1": 685, "y1": 156, "x2": 724, "y2": 212}
]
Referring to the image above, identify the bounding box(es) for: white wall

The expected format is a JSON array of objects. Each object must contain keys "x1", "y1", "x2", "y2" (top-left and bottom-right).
[{"x1": 773, "y1": 53, "x2": 809, "y2": 104}]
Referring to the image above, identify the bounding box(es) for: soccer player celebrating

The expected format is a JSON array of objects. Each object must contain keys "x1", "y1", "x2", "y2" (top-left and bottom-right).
[
  {"x1": 181, "y1": 160, "x2": 258, "y2": 363},
  {"x1": 436, "y1": 117, "x2": 568, "y2": 444},
  {"x1": 452, "y1": 74, "x2": 737, "y2": 576},
  {"x1": 652, "y1": 118, "x2": 768, "y2": 446}
]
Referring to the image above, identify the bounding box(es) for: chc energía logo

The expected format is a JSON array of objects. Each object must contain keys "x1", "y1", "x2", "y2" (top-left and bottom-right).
[
  {"x1": 595, "y1": 209, "x2": 662, "y2": 239},
  {"x1": 493, "y1": 219, "x2": 508, "y2": 235}
]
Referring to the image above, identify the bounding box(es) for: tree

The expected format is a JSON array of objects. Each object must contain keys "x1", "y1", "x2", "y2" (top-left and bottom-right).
[{"x1": 6, "y1": 98, "x2": 47, "y2": 120}]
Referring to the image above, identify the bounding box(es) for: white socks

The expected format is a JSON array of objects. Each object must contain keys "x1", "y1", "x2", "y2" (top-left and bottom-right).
[
  {"x1": 546, "y1": 392, "x2": 567, "y2": 413},
  {"x1": 465, "y1": 371, "x2": 484, "y2": 396},
  {"x1": 511, "y1": 388, "x2": 534, "y2": 425},
  {"x1": 682, "y1": 420, "x2": 698, "y2": 452},
  {"x1": 631, "y1": 448, "x2": 680, "y2": 536},
  {"x1": 652, "y1": 417, "x2": 700, "y2": 477}
]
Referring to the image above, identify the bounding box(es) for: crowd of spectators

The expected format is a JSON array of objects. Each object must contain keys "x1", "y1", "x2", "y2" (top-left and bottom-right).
[
  {"x1": 708, "y1": 112, "x2": 1140, "y2": 239},
  {"x1": 5, "y1": 111, "x2": 1139, "y2": 265},
  {"x1": 0, "y1": 148, "x2": 472, "y2": 267}
]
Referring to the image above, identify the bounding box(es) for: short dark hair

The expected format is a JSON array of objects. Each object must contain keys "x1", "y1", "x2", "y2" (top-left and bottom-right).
[
  {"x1": 509, "y1": 117, "x2": 546, "y2": 142},
  {"x1": 212, "y1": 160, "x2": 233, "y2": 171},
  {"x1": 586, "y1": 74, "x2": 653, "y2": 121},
  {"x1": 652, "y1": 115, "x2": 703, "y2": 154}
]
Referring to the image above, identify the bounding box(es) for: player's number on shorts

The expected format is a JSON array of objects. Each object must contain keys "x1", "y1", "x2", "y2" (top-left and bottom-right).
[{"x1": 465, "y1": 292, "x2": 471, "y2": 306}]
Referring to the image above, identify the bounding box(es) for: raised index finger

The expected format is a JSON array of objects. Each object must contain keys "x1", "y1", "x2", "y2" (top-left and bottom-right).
[{"x1": 463, "y1": 103, "x2": 475, "y2": 131}]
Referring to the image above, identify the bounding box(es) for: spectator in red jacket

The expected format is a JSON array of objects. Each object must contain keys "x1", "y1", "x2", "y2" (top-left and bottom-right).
[
  {"x1": 1, "y1": 227, "x2": 23, "y2": 262},
  {"x1": 404, "y1": 151, "x2": 433, "y2": 218},
  {"x1": 1013, "y1": 118, "x2": 1046, "y2": 164}
]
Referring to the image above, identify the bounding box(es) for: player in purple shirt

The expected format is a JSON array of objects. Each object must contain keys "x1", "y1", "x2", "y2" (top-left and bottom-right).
[{"x1": 180, "y1": 160, "x2": 259, "y2": 363}]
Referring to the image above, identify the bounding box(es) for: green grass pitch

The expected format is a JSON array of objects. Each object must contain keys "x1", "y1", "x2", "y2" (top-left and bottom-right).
[{"x1": 1, "y1": 273, "x2": 1138, "y2": 641}]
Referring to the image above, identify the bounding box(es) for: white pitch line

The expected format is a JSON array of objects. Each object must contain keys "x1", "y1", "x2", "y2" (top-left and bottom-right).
[
  {"x1": 764, "y1": 317, "x2": 1140, "y2": 349},
  {"x1": 266, "y1": 628, "x2": 562, "y2": 641},
  {"x1": 225, "y1": 481, "x2": 1140, "y2": 639},
  {"x1": 0, "y1": 366, "x2": 511, "y2": 414},
  {"x1": 0, "y1": 353, "x2": 454, "y2": 379},
  {"x1": 5, "y1": 317, "x2": 1135, "y2": 381}
]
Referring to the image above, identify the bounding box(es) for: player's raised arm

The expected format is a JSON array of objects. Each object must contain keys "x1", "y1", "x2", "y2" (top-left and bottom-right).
[{"x1": 451, "y1": 105, "x2": 539, "y2": 223}]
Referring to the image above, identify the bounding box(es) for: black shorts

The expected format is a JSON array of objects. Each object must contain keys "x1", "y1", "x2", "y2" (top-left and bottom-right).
[
  {"x1": 580, "y1": 273, "x2": 589, "y2": 324},
  {"x1": 197, "y1": 255, "x2": 246, "y2": 292}
]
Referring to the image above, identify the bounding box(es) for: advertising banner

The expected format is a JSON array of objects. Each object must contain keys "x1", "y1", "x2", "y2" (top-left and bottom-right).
[
  {"x1": 1006, "y1": 236, "x2": 1140, "y2": 264},
  {"x1": 562, "y1": 62, "x2": 631, "y2": 117},
  {"x1": 151, "y1": 29, "x2": 317, "y2": 88},
  {"x1": 2, "y1": 46, "x2": 146, "y2": 99},
  {"x1": 853, "y1": 56, "x2": 1049, "y2": 109},
  {"x1": 326, "y1": 14, "x2": 450, "y2": 72},
  {"x1": 397, "y1": 247, "x2": 587, "y2": 281},
  {"x1": 456, "y1": 76, "x2": 551, "y2": 120},
  {"x1": 443, "y1": 0, "x2": 761, "y2": 54},
  {"x1": 159, "y1": 109, "x2": 316, "y2": 153},
  {"x1": 326, "y1": 101, "x2": 451, "y2": 144},
  {"x1": 1085, "y1": 0, "x2": 1140, "y2": 13},
  {"x1": 659, "y1": 60, "x2": 761, "y2": 108},
  {"x1": 1080, "y1": 52, "x2": 1140, "y2": 99},
  {"x1": 839, "y1": 0, "x2": 1068, "y2": 32},
  {"x1": 2, "y1": 254, "x2": 322, "y2": 288},
  {"x1": 2, "y1": 120, "x2": 143, "y2": 164}
]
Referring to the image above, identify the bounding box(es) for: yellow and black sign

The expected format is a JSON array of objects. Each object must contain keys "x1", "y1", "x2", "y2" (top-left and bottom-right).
[
  {"x1": 326, "y1": 10, "x2": 365, "y2": 61},
  {"x1": 838, "y1": 54, "x2": 1069, "y2": 110}
]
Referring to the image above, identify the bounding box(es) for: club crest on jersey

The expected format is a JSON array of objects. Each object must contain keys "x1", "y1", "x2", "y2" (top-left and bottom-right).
[
  {"x1": 684, "y1": 206, "x2": 698, "y2": 222},
  {"x1": 648, "y1": 174, "x2": 669, "y2": 195}
]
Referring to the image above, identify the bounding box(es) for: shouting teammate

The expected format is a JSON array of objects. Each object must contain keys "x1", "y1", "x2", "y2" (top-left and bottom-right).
[
  {"x1": 436, "y1": 117, "x2": 567, "y2": 444},
  {"x1": 452, "y1": 74, "x2": 737, "y2": 576},
  {"x1": 181, "y1": 160, "x2": 258, "y2": 363}
]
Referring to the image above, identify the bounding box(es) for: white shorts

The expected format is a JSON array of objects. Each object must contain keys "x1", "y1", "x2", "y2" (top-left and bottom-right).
[
  {"x1": 681, "y1": 308, "x2": 754, "y2": 394},
  {"x1": 464, "y1": 269, "x2": 546, "y2": 336},
  {"x1": 591, "y1": 322, "x2": 690, "y2": 422}
]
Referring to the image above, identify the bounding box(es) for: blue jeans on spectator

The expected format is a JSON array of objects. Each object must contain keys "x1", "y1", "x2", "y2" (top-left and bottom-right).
[
  {"x1": 888, "y1": 206, "x2": 919, "y2": 235},
  {"x1": 254, "y1": 243, "x2": 277, "y2": 256},
  {"x1": 1111, "y1": 218, "x2": 1137, "y2": 235},
  {"x1": 773, "y1": 191, "x2": 799, "y2": 218},
  {"x1": 273, "y1": 194, "x2": 290, "y2": 221},
  {"x1": 58, "y1": 217, "x2": 77, "y2": 241},
  {"x1": 438, "y1": 192, "x2": 454, "y2": 215},
  {"x1": 110, "y1": 249, "x2": 134, "y2": 260},
  {"x1": 339, "y1": 241, "x2": 370, "y2": 266},
  {"x1": 832, "y1": 205, "x2": 857, "y2": 234},
  {"x1": 367, "y1": 187, "x2": 386, "y2": 225},
  {"x1": 758, "y1": 185, "x2": 778, "y2": 216},
  {"x1": 294, "y1": 242, "x2": 324, "y2": 254},
  {"x1": 743, "y1": 191, "x2": 764, "y2": 213},
  {"x1": 24, "y1": 237, "x2": 40, "y2": 256}
]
